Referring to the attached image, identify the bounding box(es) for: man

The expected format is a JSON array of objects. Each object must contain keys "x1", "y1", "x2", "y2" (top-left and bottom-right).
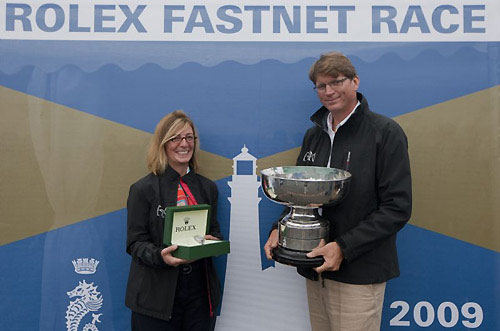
[{"x1": 264, "y1": 51, "x2": 412, "y2": 331}]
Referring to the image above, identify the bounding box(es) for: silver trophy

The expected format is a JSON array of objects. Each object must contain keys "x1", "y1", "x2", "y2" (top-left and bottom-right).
[{"x1": 261, "y1": 166, "x2": 352, "y2": 267}]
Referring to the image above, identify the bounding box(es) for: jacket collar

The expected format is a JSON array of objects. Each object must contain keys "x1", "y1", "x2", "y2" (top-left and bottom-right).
[
  {"x1": 152, "y1": 165, "x2": 197, "y2": 202},
  {"x1": 310, "y1": 92, "x2": 368, "y2": 131},
  {"x1": 160, "y1": 165, "x2": 196, "y2": 180}
]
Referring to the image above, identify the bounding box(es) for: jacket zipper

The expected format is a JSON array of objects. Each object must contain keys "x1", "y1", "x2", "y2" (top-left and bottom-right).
[{"x1": 204, "y1": 259, "x2": 214, "y2": 317}]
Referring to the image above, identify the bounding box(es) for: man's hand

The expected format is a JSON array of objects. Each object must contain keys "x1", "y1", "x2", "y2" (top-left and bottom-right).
[
  {"x1": 204, "y1": 234, "x2": 220, "y2": 241},
  {"x1": 264, "y1": 229, "x2": 279, "y2": 260},
  {"x1": 307, "y1": 241, "x2": 344, "y2": 274},
  {"x1": 161, "y1": 245, "x2": 192, "y2": 267}
]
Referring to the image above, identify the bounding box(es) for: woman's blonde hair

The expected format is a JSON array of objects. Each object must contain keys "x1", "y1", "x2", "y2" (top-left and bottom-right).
[{"x1": 147, "y1": 110, "x2": 199, "y2": 175}]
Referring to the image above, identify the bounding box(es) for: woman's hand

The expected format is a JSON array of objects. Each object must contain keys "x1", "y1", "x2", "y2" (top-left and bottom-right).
[
  {"x1": 204, "y1": 234, "x2": 220, "y2": 241},
  {"x1": 160, "y1": 245, "x2": 191, "y2": 266}
]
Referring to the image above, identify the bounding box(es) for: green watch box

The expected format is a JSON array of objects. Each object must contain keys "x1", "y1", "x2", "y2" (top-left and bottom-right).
[{"x1": 163, "y1": 204, "x2": 230, "y2": 260}]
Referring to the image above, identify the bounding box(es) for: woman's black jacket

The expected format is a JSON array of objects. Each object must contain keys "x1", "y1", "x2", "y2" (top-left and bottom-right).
[{"x1": 125, "y1": 166, "x2": 222, "y2": 321}]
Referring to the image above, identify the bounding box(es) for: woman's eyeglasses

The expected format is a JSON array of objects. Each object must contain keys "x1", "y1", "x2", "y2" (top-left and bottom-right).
[{"x1": 167, "y1": 134, "x2": 197, "y2": 144}]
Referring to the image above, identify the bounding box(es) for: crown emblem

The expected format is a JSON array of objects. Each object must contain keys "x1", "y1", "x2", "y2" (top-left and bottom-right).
[
  {"x1": 184, "y1": 217, "x2": 190, "y2": 225},
  {"x1": 72, "y1": 258, "x2": 100, "y2": 275}
]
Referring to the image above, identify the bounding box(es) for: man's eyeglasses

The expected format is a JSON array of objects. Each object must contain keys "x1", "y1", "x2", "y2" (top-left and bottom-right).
[
  {"x1": 167, "y1": 134, "x2": 197, "y2": 144},
  {"x1": 314, "y1": 77, "x2": 349, "y2": 92}
]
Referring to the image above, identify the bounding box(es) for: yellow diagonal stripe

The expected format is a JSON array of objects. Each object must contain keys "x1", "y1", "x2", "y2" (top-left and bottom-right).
[
  {"x1": 396, "y1": 86, "x2": 500, "y2": 252},
  {"x1": 2, "y1": 85, "x2": 499, "y2": 252},
  {"x1": 0, "y1": 86, "x2": 233, "y2": 246},
  {"x1": 0, "y1": 86, "x2": 150, "y2": 245},
  {"x1": 198, "y1": 150, "x2": 233, "y2": 180},
  {"x1": 257, "y1": 147, "x2": 301, "y2": 172}
]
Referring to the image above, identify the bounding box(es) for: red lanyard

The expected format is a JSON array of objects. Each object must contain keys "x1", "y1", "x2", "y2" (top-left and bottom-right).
[{"x1": 179, "y1": 179, "x2": 198, "y2": 206}]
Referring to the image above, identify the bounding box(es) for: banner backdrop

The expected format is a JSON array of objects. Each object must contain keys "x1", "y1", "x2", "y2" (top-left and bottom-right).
[{"x1": 1, "y1": 1, "x2": 499, "y2": 330}]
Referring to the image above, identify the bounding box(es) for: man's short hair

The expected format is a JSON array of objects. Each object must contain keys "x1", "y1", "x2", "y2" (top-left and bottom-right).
[{"x1": 309, "y1": 51, "x2": 358, "y2": 84}]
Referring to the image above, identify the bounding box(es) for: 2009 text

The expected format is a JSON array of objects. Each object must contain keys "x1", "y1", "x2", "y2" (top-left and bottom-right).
[{"x1": 389, "y1": 301, "x2": 483, "y2": 329}]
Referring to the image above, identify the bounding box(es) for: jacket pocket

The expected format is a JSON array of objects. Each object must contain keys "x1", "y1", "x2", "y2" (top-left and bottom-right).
[{"x1": 137, "y1": 267, "x2": 177, "y2": 314}]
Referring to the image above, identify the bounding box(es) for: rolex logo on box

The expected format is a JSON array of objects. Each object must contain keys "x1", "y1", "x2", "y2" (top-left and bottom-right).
[{"x1": 163, "y1": 204, "x2": 230, "y2": 260}]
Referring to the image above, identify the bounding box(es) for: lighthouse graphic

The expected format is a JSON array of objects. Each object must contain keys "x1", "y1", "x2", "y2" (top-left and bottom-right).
[{"x1": 216, "y1": 146, "x2": 310, "y2": 331}]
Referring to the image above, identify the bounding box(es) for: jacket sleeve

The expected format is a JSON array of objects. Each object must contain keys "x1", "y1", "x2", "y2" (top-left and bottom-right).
[
  {"x1": 126, "y1": 183, "x2": 169, "y2": 268},
  {"x1": 336, "y1": 122, "x2": 412, "y2": 261}
]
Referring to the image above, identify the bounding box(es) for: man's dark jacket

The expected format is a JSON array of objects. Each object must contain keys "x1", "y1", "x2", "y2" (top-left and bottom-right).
[
  {"x1": 125, "y1": 166, "x2": 222, "y2": 321},
  {"x1": 290, "y1": 92, "x2": 412, "y2": 284}
]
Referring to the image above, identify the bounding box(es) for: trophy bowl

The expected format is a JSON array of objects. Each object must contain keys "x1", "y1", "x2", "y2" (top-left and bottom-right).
[{"x1": 261, "y1": 166, "x2": 352, "y2": 267}]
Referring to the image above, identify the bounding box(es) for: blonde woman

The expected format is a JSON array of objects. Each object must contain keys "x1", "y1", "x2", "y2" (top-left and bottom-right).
[{"x1": 125, "y1": 110, "x2": 222, "y2": 331}]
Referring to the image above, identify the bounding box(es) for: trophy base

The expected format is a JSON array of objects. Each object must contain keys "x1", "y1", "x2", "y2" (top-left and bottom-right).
[{"x1": 272, "y1": 246, "x2": 324, "y2": 268}]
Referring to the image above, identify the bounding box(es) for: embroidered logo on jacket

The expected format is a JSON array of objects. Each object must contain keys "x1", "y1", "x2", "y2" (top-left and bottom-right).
[
  {"x1": 303, "y1": 151, "x2": 316, "y2": 162},
  {"x1": 157, "y1": 205, "x2": 166, "y2": 218}
]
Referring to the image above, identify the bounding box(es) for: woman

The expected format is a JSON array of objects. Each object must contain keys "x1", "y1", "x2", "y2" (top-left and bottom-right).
[{"x1": 125, "y1": 110, "x2": 222, "y2": 331}]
